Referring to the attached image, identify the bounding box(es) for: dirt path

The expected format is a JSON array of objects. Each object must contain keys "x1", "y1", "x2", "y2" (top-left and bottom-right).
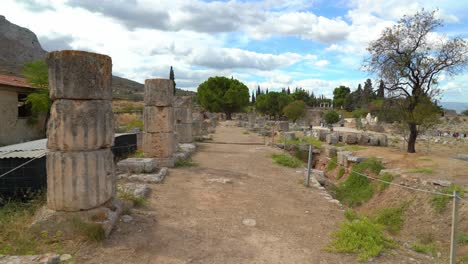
[{"x1": 74, "y1": 122, "x2": 425, "y2": 263}]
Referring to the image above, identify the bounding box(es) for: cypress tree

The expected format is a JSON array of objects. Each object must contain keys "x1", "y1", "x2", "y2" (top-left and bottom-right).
[{"x1": 169, "y1": 66, "x2": 176, "y2": 95}]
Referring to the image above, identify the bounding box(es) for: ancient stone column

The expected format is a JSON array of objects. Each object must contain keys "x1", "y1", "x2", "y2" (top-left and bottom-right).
[
  {"x1": 46, "y1": 50, "x2": 115, "y2": 212},
  {"x1": 173, "y1": 96, "x2": 193, "y2": 143},
  {"x1": 143, "y1": 79, "x2": 175, "y2": 167}
]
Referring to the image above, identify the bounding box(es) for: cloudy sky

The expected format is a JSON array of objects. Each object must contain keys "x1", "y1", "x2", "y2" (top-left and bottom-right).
[{"x1": 3, "y1": 0, "x2": 468, "y2": 102}]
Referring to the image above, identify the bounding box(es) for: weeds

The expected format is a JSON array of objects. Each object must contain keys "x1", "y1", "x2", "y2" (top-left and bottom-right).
[
  {"x1": 271, "y1": 153, "x2": 304, "y2": 168},
  {"x1": 71, "y1": 218, "x2": 105, "y2": 242},
  {"x1": 373, "y1": 202, "x2": 409, "y2": 234},
  {"x1": 431, "y1": 184, "x2": 466, "y2": 213},
  {"x1": 458, "y1": 233, "x2": 468, "y2": 245},
  {"x1": 333, "y1": 158, "x2": 384, "y2": 207},
  {"x1": 243, "y1": 131, "x2": 250, "y2": 135},
  {"x1": 406, "y1": 167, "x2": 434, "y2": 174},
  {"x1": 343, "y1": 145, "x2": 367, "y2": 151},
  {"x1": 326, "y1": 157, "x2": 338, "y2": 172},
  {"x1": 131, "y1": 149, "x2": 145, "y2": 158},
  {"x1": 327, "y1": 214, "x2": 395, "y2": 261},
  {"x1": 0, "y1": 193, "x2": 64, "y2": 255},
  {"x1": 280, "y1": 136, "x2": 322, "y2": 149},
  {"x1": 117, "y1": 189, "x2": 147, "y2": 207},
  {"x1": 378, "y1": 173, "x2": 394, "y2": 191},
  {"x1": 175, "y1": 158, "x2": 198, "y2": 167},
  {"x1": 337, "y1": 167, "x2": 345, "y2": 179}
]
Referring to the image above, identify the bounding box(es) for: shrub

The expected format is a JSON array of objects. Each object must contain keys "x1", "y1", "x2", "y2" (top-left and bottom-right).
[
  {"x1": 327, "y1": 215, "x2": 395, "y2": 261},
  {"x1": 324, "y1": 110, "x2": 340, "y2": 125},
  {"x1": 271, "y1": 153, "x2": 304, "y2": 168},
  {"x1": 352, "y1": 108, "x2": 368, "y2": 118}
]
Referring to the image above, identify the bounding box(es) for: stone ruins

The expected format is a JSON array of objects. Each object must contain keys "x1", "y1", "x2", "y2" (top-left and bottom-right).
[
  {"x1": 46, "y1": 50, "x2": 115, "y2": 211},
  {"x1": 174, "y1": 96, "x2": 193, "y2": 143},
  {"x1": 143, "y1": 79, "x2": 176, "y2": 167}
]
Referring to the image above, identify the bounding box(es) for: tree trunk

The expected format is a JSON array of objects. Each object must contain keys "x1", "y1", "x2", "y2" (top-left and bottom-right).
[
  {"x1": 226, "y1": 112, "x2": 232, "y2": 120},
  {"x1": 407, "y1": 123, "x2": 418, "y2": 153}
]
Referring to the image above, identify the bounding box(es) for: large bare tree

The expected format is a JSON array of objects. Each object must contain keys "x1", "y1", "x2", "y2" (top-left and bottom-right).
[{"x1": 365, "y1": 9, "x2": 467, "y2": 153}]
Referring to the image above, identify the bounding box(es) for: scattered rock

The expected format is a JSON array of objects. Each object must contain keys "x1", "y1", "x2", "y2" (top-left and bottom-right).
[
  {"x1": 242, "y1": 218, "x2": 256, "y2": 227},
  {"x1": 118, "y1": 183, "x2": 151, "y2": 199},
  {"x1": 207, "y1": 178, "x2": 233, "y2": 184},
  {"x1": 121, "y1": 215, "x2": 133, "y2": 223},
  {"x1": 121, "y1": 168, "x2": 168, "y2": 183},
  {"x1": 430, "y1": 179, "x2": 452, "y2": 187},
  {"x1": 0, "y1": 253, "x2": 61, "y2": 264},
  {"x1": 59, "y1": 254, "x2": 72, "y2": 262}
]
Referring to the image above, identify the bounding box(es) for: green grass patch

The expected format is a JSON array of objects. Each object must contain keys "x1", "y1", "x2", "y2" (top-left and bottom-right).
[
  {"x1": 431, "y1": 184, "x2": 466, "y2": 213},
  {"x1": 243, "y1": 131, "x2": 250, "y2": 135},
  {"x1": 333, "y1": 143, "x2": 345, "y2": 147},
  {"x1": 377, "y1": 173, "x2": 394, "y2": 191},
  {"x1": 333, "y1": 158, "x2": 384, "y2": 207},
  {"x1": 326, "y1": 157, "x2": 338, "y2": 172},
  {"x1": 271, "y1": 153, "x2": 304, "y2": 168},
  {"x1": 175, "y1": 158, "x2": 198, "y2": 168},
  {"x1": 458, "y1": 233, "x2": 468, "y2": 245},
  {"x1": 337, "y1": 167, "x2": 345, "y2": 179},
  {"x1": 406, "y1": 167, "x2": 434, "y2": 174},
  {"x1": 71, "y1": 218, "x2": 105, "y2": 242},
  {"x1": 411, "y1": 242, "x2": 436, "y2": 256},
  {"x1": 372, "y1": 202, "x2": 409, "y2": 234},
  {"x1": 417, "y1": 157, "x2": 432, "y2": 161},
  {"x1": 131, "y1": 149, "x2": 145, "y2": 158},
  {"x1": 0, "y1": 193, "x2": 65, "y2": 255},
  {"x1": 117, "y1": 189, "x2": 147, "y2": 207},
  {"x1": 280, "y1": 136, "x2": 322, "y2": 149},
  {"x1": 327, "y1": 215, "x2": 395, "y2": 261}
]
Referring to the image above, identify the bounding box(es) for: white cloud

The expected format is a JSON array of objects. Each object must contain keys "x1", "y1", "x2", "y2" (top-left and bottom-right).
[{"x1": 314, "y1": 60, "x2": 329, "y2": 67}]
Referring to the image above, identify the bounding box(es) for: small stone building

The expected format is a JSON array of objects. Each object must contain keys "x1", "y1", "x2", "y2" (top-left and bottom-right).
[{"x1": 0, "y1": 74, "x2": 45, "y2": 145}]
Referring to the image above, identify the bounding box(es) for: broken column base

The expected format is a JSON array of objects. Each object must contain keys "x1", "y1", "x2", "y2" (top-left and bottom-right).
[{"x1": 30, "y1": 198, "x2": 122, "y2": 240}]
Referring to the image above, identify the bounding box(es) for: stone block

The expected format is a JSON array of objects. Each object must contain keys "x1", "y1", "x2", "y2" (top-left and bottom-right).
[
  {"x1": 117, "y1": 158, "x2": 156, "y2": 173},
  {"x1": 175, "y1": 123, "x2": 193, "y2": 143},
  {"x1": 47, "y1": 100, "x2": 114, "y2": 151},
  {"x1": 337, "y1": 151, "x2": 352, "y2": 167},
  {"x1": 142, "y1": 132, "x2": 175, "y2": 158},
  {"x1": 377, "y1": 134, "x2": 388, "y2": 146},
  {"x1": 173, "y1": 96, "x2": 192, "y2": 108},
  {"x1": 47, "y1": 50, "x2": 112, "y2": 100},
  {"x1": 47, "y1": 149, "x2": 115, "y2": 211},
  {"x1": 277, "y1": 121, "x2": 289, "y2": 132},
  {"x1": 343, "y1": 133, "x2": 358, "y2": 144},
  {"x1": 174, "y1": 107, "x2": 192, "y2": 123},
  {"x1": 326, "y1": 133, "x2": 338, "y2": 145},
  {"x1": 144, "y1": 79, "x2": 173, "y2": 106},
  {"x1": 358, "y1": 134, "x2": 370, "y2": 145},
  {"x1": 144, "y1": 106, "x2": 174, "y2": 133},
  {"x1": 369, "y1": 136, "x2": 379, "y2": 146},
  {"x1": 283, "y1": 132, "x2": 296, "y2": 141},
  {"x1": 324, "y1": 146, "x2": 337, "y2": 158},
  {"x1": 192, "y1": 121, "x2": 202, "y2": 136}
]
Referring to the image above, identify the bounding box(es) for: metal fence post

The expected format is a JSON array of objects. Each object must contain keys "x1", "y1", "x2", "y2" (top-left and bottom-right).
[
  {"x1": 306, "y1": 144, "x2": 312, "y2": 187},
  {"x1": 450, "y1": 191, "x2": 460, "y2": 264}
]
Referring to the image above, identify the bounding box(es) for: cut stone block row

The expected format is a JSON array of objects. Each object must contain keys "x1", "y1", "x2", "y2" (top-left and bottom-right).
[
  {"x1": 117, "y1": 158, "x2": 156, "y2": 174},
  {"x1": 144, "y1": 79, "x2": 174, "y2": 106},
  {"x1": 144, "y1": 106, "x2": 174, "y2": 133},
  {"x1": 173, "y1": 96, "x2": 192, "y2": 108},
  {"x1": 142, "y1": 132, "x2": 175, "y2": 158},
  {"x1": 174, "y1": 107, "x2": 192, "y2": 124},
  {"x1": 175, "y1": 123, "x2": 193, "y2": 143},
  {"x1": 47, "y1": 100, "x2": 114, "y2": 151},
  {"x1": 47, "y1": 50, "x2": 112, "y2": 100},
  {"x1": 47, "y1": 149, "x2": 115, "y2": 211}
]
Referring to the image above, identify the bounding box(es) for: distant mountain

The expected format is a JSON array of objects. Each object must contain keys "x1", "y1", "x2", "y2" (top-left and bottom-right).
[{"x1": 440, "y1": 102, "x2": 468, "y2": 113}]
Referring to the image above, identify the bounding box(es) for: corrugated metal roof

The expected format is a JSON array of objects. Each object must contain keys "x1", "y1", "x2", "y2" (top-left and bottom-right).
[{"x1": 0, "y1": 133, "x2": 135, "y2": 159}]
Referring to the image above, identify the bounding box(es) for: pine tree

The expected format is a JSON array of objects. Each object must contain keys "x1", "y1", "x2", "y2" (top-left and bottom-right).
[
  {"x1": 377, "y1": 79, "x2": 385, "y2": 98},
  {"x1": 287, "y1": 87, "x2": 291, "y2": 94},
  {"x1": 169, "y1": 66, "x2": 176, "y2": 95},
  {"x1": 256, "y1": 85, "x2": 261, "y2": 96},
  {"x1": 266, "y1": 88, "x2": 269, "y2": 94},
  {"x1": 251, "y1": 92, "x2": 256, "y2": 104}
]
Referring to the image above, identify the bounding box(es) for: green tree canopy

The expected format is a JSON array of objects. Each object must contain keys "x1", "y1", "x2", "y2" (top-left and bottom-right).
[
  {"x1": 333, "y1": 86, "x2": 351, "y2": 108},
  {"x1": 196, "y1": 76, "x2": 249, "y2": 119},
  {"x1": 463, "y1": 110, "x2": 468, "y2": 116},
  {"x1": 23, "y1": 60, "x2": 51, "y2": 125},
  {"x1": 283, "y1": 100, "x2": 306, "y2": 122},
  {"x1": 324, "y1": 110, "x2": 340, "y2": 125},
  {"x1": 255, "y1": 92, "x2": 293, "y2": 119}
]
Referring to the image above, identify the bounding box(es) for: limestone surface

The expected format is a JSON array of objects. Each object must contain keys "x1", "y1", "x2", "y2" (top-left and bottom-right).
[
  {"x1": 144, "y1": 106, "x2": 174, "y2": 133},
  {"x1": 175, "y1": 123, "x2": 193, "y2": 143},
  {"x1": 47, "y1": 100, "x2": 114, "y2": 151},
  {"x1": 144, "y1": 79, "x2": 174, "y2": 106},
  {"x1": 47, "y1": 50, "x2": 112, "y2": 100},
  {"x1": 117, "y1": 158, "x2": 157, "y2": 174},
  {"x1": 47, "y1": 149, "x2": 115, "y2": 211},
  {"x1": 142, "y1": 132, "x2": 175, "y2": 158}
]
